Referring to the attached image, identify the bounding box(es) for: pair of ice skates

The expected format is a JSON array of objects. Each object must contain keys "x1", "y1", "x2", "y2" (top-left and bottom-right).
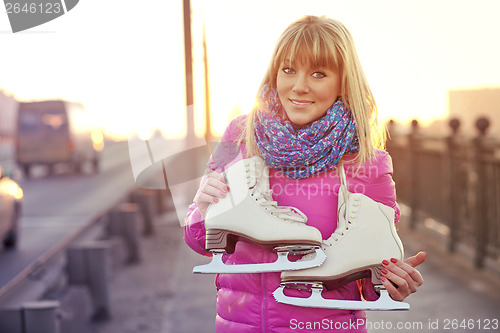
[{"x1": 192, "y1": 156, "x2": 409, "y2": 311}]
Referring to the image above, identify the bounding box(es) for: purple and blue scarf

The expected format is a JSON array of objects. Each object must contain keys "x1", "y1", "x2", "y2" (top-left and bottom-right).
[{"x1": 254, "y1": 84, "x2": 359, "y2": 179}]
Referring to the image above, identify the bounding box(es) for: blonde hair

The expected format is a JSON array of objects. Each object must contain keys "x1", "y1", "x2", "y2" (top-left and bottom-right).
[{"x1": 239, "y1": 15, "x2": 386, "y2": 166}]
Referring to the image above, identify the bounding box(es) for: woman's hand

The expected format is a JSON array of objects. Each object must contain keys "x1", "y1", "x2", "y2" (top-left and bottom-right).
[
  {"x1": 380, "y1": 251, "x2": 427, "y2": 301},
  {"x1": 194, "y1": 171, "x2": 229, "y2": 218}
]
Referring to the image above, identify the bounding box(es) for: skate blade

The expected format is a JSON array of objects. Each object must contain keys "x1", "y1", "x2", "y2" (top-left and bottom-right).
[
  {"x1": 272, "y1": 284, "x2": 410, "y2": 311},
  {"x1": 193, "y1": 247, "x2": 326, "y2": 274},
  {"x1": 274, "y1": 244, "x2": 321, "y2": 256}
]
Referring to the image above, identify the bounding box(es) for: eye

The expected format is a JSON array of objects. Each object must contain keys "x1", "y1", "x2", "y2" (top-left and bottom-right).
[
  {"x1": 311, "y1": 71, "x2": 327, "y2": 79},
  {"x1": 282, "y1": 67, "x2": 295, "y2": 75}
]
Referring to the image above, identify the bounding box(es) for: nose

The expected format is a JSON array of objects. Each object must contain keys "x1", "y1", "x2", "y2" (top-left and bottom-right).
[{"x1": 292, "y1": 73, "x2": 309, "y2": 94}]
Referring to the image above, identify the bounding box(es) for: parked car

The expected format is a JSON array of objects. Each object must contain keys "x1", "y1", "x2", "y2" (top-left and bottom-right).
[
  {"x1": 0, "y1": 166, "x2": 23, "y2": 249},
  {"x1": 15, "y1": 100, "x2": 103, "y2": 177}
]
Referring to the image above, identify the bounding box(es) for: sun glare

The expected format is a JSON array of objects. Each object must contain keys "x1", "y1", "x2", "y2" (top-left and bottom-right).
[{"x1": 1, "y1": 0, "x2": 499, "y2": 140}]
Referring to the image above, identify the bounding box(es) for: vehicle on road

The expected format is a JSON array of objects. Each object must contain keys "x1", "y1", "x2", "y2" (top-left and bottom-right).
[
  {"x1": 0, "y1": 166, "x2": 22, "y2": 249},
  {"x1": 15, "y1": 100, "x2": 103, "y2": 177}
]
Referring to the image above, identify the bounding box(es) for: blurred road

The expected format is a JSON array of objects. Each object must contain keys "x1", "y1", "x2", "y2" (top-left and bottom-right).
[{"x1": 0, "y1": 141, "x2": 137, "y2": 291}]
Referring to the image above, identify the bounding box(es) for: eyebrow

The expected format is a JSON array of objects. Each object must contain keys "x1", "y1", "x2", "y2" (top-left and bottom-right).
[{"x1": 282, "y1": 59, "x2": 331, "y2": 71}]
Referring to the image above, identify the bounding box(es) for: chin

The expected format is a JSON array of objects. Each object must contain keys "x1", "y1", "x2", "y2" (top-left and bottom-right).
[{"x1": 288, "y1": 116, "x2": 311, "y2": 127}]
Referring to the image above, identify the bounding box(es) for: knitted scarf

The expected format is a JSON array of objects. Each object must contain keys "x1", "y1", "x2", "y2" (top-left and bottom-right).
[{"x1": 254, "y1": 84, "x2": 359, "y2": 179}]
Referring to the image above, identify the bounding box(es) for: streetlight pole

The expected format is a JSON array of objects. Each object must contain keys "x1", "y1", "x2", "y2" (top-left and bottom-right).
[
  {"x1": 203, "y1": 24, "x2": 212, "y2": 145},
  {"x1": 183, "y1": 0, "x2": 195, "y2": 147}
]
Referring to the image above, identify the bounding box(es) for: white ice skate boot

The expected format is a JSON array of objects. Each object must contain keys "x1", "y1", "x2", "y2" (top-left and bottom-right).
[
  {"x1": 273, "y1": 165, "x2": 409, "y2": 310},
  {"x1": 193, "y1": 156, "x2": 326, "y2": 274}
]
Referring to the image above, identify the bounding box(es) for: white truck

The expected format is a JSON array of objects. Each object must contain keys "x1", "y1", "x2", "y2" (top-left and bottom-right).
[{"x1": 15, "y1": 100, "x2": 103, "y2": 177}]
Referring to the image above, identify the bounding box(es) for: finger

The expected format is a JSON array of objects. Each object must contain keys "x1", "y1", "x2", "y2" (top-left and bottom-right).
[
  {"x1": 204, "y1": 176, "x2": 230, "y2": 195},
  {"x1": 387, "y1": 258, "x2": 424, "y2": 287},
  {"x1": 206, "y1": 170, "x2": 227, "y2": 183},
  {"x1": 196, "y1": 184, "x2": 227, "y2": 205},
  {"x1": 196, "y1": 191, "x2": 221, "y2": 204},
  {"x1": 380, "y1": 276, "x2": 405, "y2": 301},
  {"x1": 403, "y1": 251, "x2": 427, "y2": 268},
  {"x1": 195, "y1": 172, "x2": 229, "y2": 218},
  {"x1": 381, "y1": 266, "x2": 412, "y2": 296},
  {"x1": 195, "y1": 172, "x2": 229, "y2": 206},
  {"x1": 205, "y1": 171, "x2": 229, "y2": 189},
  {"x1": 383, "y1": 258, "x2": 424, "y2": 290}
]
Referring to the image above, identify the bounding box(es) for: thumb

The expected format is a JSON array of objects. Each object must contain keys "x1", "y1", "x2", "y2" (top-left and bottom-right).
[{"x1": 403, "y1": 251, "x2": 427, "y2": 268}]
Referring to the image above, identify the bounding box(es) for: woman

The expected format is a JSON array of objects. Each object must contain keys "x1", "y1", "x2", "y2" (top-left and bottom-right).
[{"x1": 185, "y1": 15, "x2": 425, "y2": 332}]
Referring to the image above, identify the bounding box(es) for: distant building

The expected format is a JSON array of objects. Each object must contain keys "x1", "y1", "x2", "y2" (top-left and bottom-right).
[
  {"x1": 448, "y1": 87, "x2": 500, "y2": 137},
  {"x1": 0, "y1": 90, "x2": 19, "y2": 139}
]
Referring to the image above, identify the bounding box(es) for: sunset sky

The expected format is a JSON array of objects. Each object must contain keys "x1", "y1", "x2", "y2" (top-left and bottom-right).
[{"x1": 1, "y1": 0, "x2": 499, "y2": 139}]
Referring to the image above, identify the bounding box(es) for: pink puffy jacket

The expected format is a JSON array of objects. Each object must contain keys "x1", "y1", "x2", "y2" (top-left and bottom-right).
[{"x1": 184, "y1": 115, "x2": 401, "y2": 333}]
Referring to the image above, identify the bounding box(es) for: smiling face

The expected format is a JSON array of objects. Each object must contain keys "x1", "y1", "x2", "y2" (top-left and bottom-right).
[{"x1": 276, "y1": 59, "x2": 341, "y2": 126}]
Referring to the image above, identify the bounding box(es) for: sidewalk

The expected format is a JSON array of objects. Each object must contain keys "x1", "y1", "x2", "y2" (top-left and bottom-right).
[
  {"x1": 68, "y1": 205, "x2": 500, "y2": 333},
  {"x1": 63, "y1": 208, "x2": 217, "y2": 333}
]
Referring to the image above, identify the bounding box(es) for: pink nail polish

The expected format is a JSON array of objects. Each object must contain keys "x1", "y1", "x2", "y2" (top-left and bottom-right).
[
  {"x1": 380, "y1": 276, "x2": 387, "y2": 282},
  {"x1": 390, "y1": 258, "x2": 398, "y2": 264},
  {"x1": 382, "y1": 260, "x2": 389, "y2": 266},
  {"x1": 381, "y1": 268, "x2": 388, "y2": 275},
  {"x1": 213, "y1": 198, "x2": 219, "y2": 203}
]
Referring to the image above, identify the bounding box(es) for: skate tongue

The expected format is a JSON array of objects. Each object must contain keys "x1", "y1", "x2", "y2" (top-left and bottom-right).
[{"x1": 247, "y1": 156, "x2": 270, "y2": 194}]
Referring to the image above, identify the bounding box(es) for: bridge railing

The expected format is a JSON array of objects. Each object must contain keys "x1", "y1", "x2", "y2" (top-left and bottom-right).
[{"x1": 387, "y1": 118, "x2": 500, "y2": 272}]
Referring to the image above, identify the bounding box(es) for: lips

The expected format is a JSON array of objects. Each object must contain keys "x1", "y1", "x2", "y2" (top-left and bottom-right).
[{"x1": 289, "y1": 99, "x2": 314, "y2": 109}]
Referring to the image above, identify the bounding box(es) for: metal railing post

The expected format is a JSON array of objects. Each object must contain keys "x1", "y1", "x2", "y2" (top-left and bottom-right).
[
  {"x1": 132, "y1": 189, "x2": 157, "y2": 236},
  {"x1": 109, "y1": 203, "x2": 142, "y2": 264},
  {"x1": 67, "y1": 241, "x2": 113, "y2": 322},
  {"x1": 85, "y1": 242, "x2": 112, "y2": 322},
  {"x1": 408, "y1": 120, "x2": 420, "y2": 229},
  {"x1": 447, "y1": 118, "x2": 460, "y2": 252},
  {"x1": 472, "y1": 117, "x2": 490, "y2": 268},
  {"x1": 0, "y1": 308, "x2": 23, "y2": 333},
  {"x1": 22, "y1": 300, "x2": 60, "y2": 333}
]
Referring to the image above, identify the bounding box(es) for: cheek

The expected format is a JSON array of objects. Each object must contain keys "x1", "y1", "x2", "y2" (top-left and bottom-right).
[
  {"x1": 276, "y1": 87, "x2": 285, "y2": 105},
  {"x1": 320, "y1": 82, "x2": 341, "y2": 104},
  {"x1": 276, "y1": 81, "x2": 289, "y2": 104},
  {"x1": 276, "y1": 74, "x2": 287, "y2": 95}
]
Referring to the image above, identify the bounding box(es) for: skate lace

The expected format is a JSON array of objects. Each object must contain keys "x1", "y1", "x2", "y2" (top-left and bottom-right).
[
  {"x1": 323, "y1": 164, "x2": 352, "y2": 247},
  {"x1": 245, "y1": 158, "x2": 307, "y2": 224},
  {"x1": 255, "y1": 191, "x2": 308, "y2": 222},
  {"x1": 324, "y1": 200, "x2": 352, "y2": 246}
]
